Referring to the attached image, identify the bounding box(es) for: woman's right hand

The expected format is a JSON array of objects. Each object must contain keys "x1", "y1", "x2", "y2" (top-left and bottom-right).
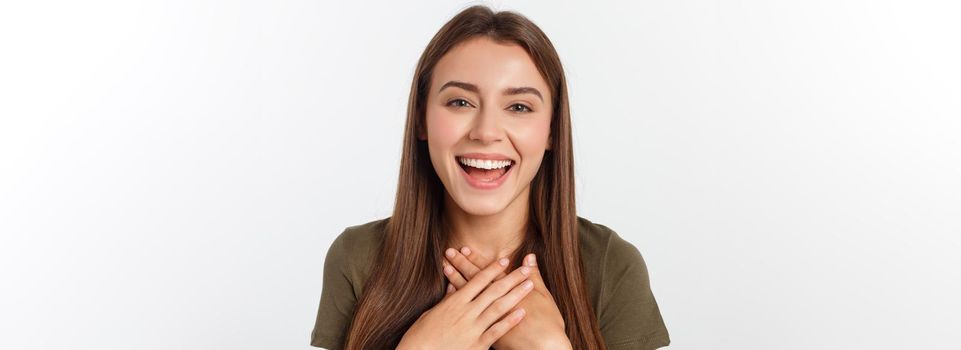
[{"x1": 396, "y1": 256, "x2": 535, "y2": 350}]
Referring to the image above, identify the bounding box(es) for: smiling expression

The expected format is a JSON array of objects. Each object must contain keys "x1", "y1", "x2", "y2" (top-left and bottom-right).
[{"x1": 419, "y1": 36, "x2": 553, "y2": 216}]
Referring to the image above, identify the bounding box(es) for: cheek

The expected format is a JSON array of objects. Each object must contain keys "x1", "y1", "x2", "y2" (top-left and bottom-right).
[
  {"x1": 425, "y1": 108, "x2": 467, "y2": 154},
  {"x1": 510, "y1": 117, "x2": 552, "y2": 157}
]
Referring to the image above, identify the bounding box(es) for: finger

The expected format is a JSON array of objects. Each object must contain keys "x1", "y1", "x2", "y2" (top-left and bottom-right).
[
  {"x1": 458, "y1": 247, "x2": 508, "y2": 280},
  {"x1": 470, "y1": 264, "x2": 532, "y2": 312},
  {"x1": 480, "y1": 308, "x2": 526, "y2": 347},
  {"x1": 439, "y1": 282, "x2": 456, "y2": 303},
  {"x1": 523, "y1": 253, "x2": 549, "y2": 291},
  {"x1": 477, "y1": 274, "x2": 534, "y2": 325},
  {"x1": 453, "y1": 257, "x2": 511, "y2": 302},
  {"x1": 447, "y1": 247, "x2": 483, "y2": 280},
  {"x1": 442, "y1": 256, "x2": 469, "y2": 289},
  {"x1": 524, "y1": 253, "x2": 537, "y2": 268}
]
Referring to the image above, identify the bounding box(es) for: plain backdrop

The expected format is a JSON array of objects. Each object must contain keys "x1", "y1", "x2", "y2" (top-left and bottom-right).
[{"x1": 1, "y1": 0, "x2": 959, "y2": 349}]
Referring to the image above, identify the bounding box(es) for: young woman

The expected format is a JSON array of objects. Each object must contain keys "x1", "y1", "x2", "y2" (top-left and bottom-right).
[{"x1": 311, "y1": 5, "x2": 670, "y2": 350}]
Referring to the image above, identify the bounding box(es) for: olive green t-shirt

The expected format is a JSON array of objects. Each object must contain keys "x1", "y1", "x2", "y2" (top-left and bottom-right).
[{"x1": 310, "y1": 216, "x2": 671, "y2": 350}]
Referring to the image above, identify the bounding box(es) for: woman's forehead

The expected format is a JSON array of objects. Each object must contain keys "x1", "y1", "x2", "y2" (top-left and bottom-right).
[{"x1": 431, "y1": 37, "x2": 549, "y2": 96}]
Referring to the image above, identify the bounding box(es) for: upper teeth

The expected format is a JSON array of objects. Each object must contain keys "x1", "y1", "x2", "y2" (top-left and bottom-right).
[{"x1": 459, "y1": 157, "x2": 513, "y2": 170}]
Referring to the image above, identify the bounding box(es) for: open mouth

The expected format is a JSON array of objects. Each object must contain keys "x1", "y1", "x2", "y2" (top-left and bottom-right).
[{"x1": 456, "y1": 156, "x2": 515, "y2": 183}]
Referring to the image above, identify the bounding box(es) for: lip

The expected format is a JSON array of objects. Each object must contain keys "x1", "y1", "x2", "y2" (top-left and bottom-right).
[{"x1": 456, "y1": 154, "x2": 515, "y2": 190}]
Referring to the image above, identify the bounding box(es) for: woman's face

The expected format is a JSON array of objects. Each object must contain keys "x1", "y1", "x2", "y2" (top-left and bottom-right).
[{"x1": 421, "y1": 36, "x2": 553, "y2": 216}]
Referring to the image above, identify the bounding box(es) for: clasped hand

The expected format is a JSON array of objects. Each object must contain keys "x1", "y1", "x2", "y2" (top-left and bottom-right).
[
  {"x1": 396, "y1": 256, "x2": 534, "y2": 350},
  {"x1": 442, "y1": 248, "x2": 572, "y2": 350}
]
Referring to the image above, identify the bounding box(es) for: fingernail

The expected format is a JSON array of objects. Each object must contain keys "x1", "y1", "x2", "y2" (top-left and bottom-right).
[
  {"x1": 444, "y1": 265, "x2": 453, "y2": 274},
  {"x1": 447, "y1": 284, "x2": 454, "y2": 292},
  {"x1": 520, "y1": 266, "x2": 530, "y2": 275},
  {"x1": 499, "y1": 258, "x2": 509, "y2": 266},
  {"x1": 526, "y1": 254, "x2": 536, "y2": 266},
  {"x1": 460, "y1": 247, "x2": 471, "y2": 256},
  {"x1": 445, "y1": 248, "x2": 455, "y2": 258},
  {"x1": 515, "y1": 308, "x2": 526, "y2": 318},
  {"x1": 522, "y1": 280, "x2": 533, "y2": 290}
]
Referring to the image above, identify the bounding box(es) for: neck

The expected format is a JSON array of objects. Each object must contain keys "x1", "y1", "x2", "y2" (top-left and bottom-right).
[{"x1": 444, "y1": 188, "x2": 530, "y2": 263}]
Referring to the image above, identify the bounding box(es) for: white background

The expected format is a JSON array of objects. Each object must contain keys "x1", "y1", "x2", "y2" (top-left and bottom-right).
[{"x1": 1, "y1": 0, "x2": 959, "y2": 349}]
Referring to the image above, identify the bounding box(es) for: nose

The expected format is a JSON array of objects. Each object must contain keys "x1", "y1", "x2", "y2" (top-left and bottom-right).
[{"x1": 468, "y1": 105, "x2": 504, "y2": 144}]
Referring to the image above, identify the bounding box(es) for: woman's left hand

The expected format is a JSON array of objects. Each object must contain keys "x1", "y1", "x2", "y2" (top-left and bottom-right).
[{"x1": 443, "y1": 248, "x2": 573, "y2": 350}]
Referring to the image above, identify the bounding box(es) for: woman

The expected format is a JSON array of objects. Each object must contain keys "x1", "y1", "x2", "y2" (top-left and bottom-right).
[{"x1": 311, "y1": 5, "x2": 670, "y2": 350}]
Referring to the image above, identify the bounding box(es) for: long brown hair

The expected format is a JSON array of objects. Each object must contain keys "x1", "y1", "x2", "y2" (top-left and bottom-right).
[{"x1": 344, "y1": 5, "x2": 605, "y2": 349}]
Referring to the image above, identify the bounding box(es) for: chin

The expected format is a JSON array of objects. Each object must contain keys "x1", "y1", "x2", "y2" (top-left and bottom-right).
[{"x1": 449, "y1": 192, "x2": 511, "y2": 216}]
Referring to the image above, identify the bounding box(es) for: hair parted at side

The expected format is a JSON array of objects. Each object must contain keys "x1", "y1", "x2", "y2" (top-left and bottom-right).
[{"x1": 344, "y1": 5, "x2": 606, "y2": 349}]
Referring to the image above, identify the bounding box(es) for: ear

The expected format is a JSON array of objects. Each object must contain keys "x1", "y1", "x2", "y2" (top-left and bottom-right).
[{"x1": 417, "y1": 125, "x2": 427, "y2": 141}]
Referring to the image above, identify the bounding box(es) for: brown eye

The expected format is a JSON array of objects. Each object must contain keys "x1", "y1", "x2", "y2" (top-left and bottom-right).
[
  {"x1": 509, "y1": 103, "x2": 532, "y2": 113},
  {"x1": 446, "y1": 99, "x2": 472, "y2": 108}
]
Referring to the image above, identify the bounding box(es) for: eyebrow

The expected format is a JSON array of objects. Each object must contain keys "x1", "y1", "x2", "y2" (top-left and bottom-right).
[{"x1": 438, "y1": 80, "x2": 543, "y2": 102}]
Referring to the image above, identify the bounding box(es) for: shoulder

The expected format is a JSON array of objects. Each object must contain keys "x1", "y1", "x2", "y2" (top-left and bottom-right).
[
  {"x1": 324, "y1": 217, "x2": 389, "y2": 293},
  {"x1": 576, "y1": 216, "x2": 645, "y2": 269},
  {"x1": 329, "y1": 217, "x2": 388, "y2": 257},
  {"x1": 576, "y1": 217, "x2": 670, "y2": 348},
  {"x1": 576, "y1": 216, "x2": 653, "y2": 310},
  {"x1": 312, "y1": 218, "x2": 389, "y2": 349}
]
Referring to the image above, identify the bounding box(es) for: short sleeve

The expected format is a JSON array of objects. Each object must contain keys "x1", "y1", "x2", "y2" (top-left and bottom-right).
[
  {"x1": 310, "y1": 229, "x2": 357, "y2": 349},
  {"x1": 599, "y1": 232, "x2": 671, "y2": 350}
]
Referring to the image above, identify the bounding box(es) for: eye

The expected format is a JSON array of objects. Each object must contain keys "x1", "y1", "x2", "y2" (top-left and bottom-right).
[
  {"x1": 446, "y1": 98, "x2": 473, "y2": 109},
  {"x1": 508, "y1": 103, "x2": 533, "y2": 113}
]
